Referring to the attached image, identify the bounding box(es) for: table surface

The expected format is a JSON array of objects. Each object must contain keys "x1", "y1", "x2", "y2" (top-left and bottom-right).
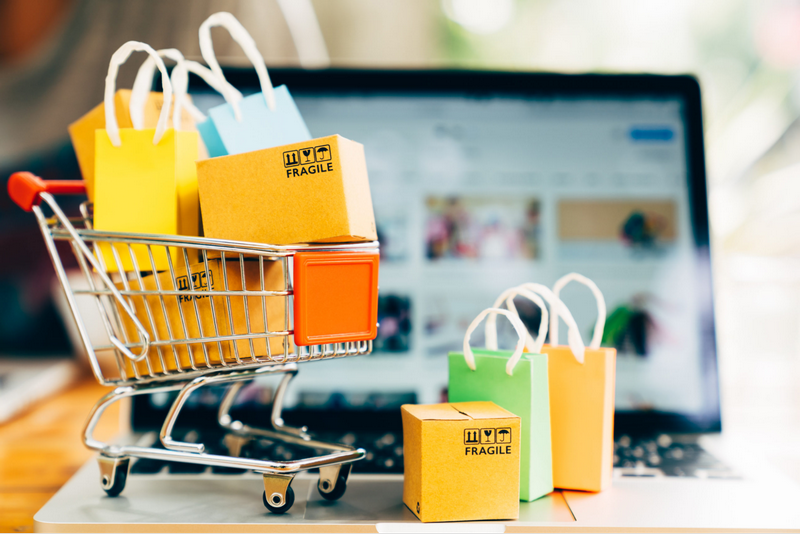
[{"x1": 0, "y1": 376, "x2": 117, "y2": 533}]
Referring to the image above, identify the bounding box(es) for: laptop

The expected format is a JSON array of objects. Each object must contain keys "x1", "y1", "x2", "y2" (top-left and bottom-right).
[{"x1": 34, "y1": 69, "x2": 800, "y2": 532}]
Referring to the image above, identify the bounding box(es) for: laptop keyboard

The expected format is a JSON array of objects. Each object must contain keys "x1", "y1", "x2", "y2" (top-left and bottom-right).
[
  {"x1": 614, "y1": 434, "x2": 738, "y2": 479},
  {"x1": 129, "y1": 430, "x2": 737, "y2": 479}
]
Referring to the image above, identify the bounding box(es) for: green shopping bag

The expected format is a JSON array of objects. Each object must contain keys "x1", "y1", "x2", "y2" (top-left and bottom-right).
[{"x1": 448, "y1": 299, "x2": 553, "y2": 502}]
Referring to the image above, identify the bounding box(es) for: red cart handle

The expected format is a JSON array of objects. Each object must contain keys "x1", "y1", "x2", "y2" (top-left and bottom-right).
[{"x1": 8, "y1": 172, "x2": 86, "y2": 212}]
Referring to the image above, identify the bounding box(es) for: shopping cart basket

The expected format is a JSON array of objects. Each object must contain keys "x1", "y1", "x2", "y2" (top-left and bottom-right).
[{"x1": 8, "y1": 172, "x2": 380, "y2": 513}]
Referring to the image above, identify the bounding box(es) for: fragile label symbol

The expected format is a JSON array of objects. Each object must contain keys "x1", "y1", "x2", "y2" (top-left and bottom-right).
[
  {"x1": 464, "y1": 427, "x2": 511, "y2": 445},
  {"x1": 315, "y1": 145, "x2": 331, "y2": 161},
  {"x1": 283, "y1": 144, "x2": 333, "y2": 168},
  {"x1": 283, "y1": 150, "x2": 299, "y2": 167}
]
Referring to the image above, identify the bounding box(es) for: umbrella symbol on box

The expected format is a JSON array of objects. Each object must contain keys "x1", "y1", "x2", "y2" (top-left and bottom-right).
[
  {"x1": 497, "y1": 428, "x2": 511, "y2": 443},
  {"x1": 315, "y1": 145, "x2": 331, "y2": 162}
]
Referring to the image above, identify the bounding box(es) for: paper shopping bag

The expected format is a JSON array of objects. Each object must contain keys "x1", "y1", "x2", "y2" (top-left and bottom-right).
[
  {"x1": 69, "y1": 90, "x2": 160, "y2": 201},
  {"x1": 537, "y1": 274, "x2": 617, "y2": 492},
  {"x1": 449, "y1": 302, "x2": 553, "y2": 502},
  {"x1": 169, "y1": 57, "x2": 242, "y2": 161},
  {"x1": 117, "y1": 258, "x2": 292, "y2": 378},
  {"x1": 69, "y1": 49, "x2": 197, "y2": 201},
  {"x1": 93, "y1": 42, "x2": 199, "y2": 272},
  {"x1": 197, "y1": 134, "x2": 377, "y2": 245},
  {"x1": 197, "y1": 12, "x2": 310, "y2": 157}
]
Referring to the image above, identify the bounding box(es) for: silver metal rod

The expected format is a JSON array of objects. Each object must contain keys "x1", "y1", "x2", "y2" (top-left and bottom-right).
[
  {"x1": 221, "y1": 252, "x2": 242, "y2": 365},
  {"x1": 72, "y1": 288, "x2": 292, "y2": 297},
  {"x1": 51, "y1": 226, "x2": 378, "y2": 254},
  {"x1": 165, "y1": 248, "x2": 198, "y2": 372},
  {"x1": 32, "y1": 204, "x2": 107, "y2": 384},
  {"x1": 182, "y1": 247, "x2": 212, "y2": 368},
  {"x1": 239, "y1": 254, "x2": 257, "y2": 361},
  {"x1": 259, "y1": 256, "x2": 272, "y2": 361},
  {"x1": 147, "y1": 244, "x2": 182, "y2": 371},
  {"x1": 270, "y1": 369, "x2": 308, "y2": 438}
]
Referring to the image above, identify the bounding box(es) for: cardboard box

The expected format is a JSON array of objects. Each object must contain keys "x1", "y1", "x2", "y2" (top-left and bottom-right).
[
  {"x1": 69, "y1": 89, "x2": 198, "y2": 201},
  {"x1": 115, "y1": 258, "x2": 292, "y2": 377},
  {"x1": 196, "y1": 134, "x2": 377, "y2": 245},
  {"x1": 402, "y1": 401, "x2": 520, "y2": 523}
]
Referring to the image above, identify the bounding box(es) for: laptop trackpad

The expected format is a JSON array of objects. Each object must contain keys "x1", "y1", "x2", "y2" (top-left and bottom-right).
[{"x1": 305, "y1": 475, "x2": 575, "y2": 523}]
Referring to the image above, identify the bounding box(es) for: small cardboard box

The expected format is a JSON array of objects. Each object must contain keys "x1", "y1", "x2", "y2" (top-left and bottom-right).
[
  {"x1": 196, "y1": 134, "x2": 377, "y2": 245},
  {"x1": 401, "y1": 401, "x2": 521, "y2": 523},
  {"x1": 69, "y1": 89, "x2": 198, "y2": 201},
  {"x1": 115, "y1": 258, "x2": 292, "y2": 377}
]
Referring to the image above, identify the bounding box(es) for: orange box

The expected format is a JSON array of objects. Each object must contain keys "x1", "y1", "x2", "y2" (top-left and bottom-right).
[{"x1": 292, "y1": 252, "x2": 379, "y2": 346}]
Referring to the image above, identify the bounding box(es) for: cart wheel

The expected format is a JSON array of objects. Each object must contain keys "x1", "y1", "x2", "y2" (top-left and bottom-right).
[
  {"x1": 263, "y1": 486, "x2": 295, "y2": 514},
  {"x1": 98, "y1": 457, "x2": 130, "y2": 497},
  {"x1": 103, "y1": 468, "x2": 128, "y2": 497},
  {"x1": 318, "y1": 474, "x2": 348, "y2": 501}
]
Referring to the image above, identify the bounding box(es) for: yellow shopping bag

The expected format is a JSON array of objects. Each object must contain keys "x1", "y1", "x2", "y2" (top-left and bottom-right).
[
  {"x1": 537, "y1": 275, "x2": 617, "y2": 492},
  {"x1": 69, "y1": 48, "x2": 197, "y2": 201},
  {"x1": 93, "y1": 41, "x2": 199, "y2": 272}
]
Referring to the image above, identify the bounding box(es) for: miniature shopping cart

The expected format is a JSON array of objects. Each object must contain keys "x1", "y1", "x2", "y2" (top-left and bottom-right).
[{"x1": 8, "y1": 172, "x2": 380, "y2": 514}]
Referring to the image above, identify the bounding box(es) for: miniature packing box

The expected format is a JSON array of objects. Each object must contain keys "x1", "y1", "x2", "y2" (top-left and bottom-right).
[
  {"x1": 401, "y1": 401, "x2": 521, "y2": 523},
  {"x1": 196, "y1": 134, "x2": 377, "y2": 245}
]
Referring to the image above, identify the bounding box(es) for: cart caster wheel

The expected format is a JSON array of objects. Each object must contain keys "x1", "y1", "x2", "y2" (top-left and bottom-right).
[
  {"x1": 263, "y1": 486, "x2": 295, "y2": 514},
  {"x1": 98, "y1": 456, "x2": 130, "y2": 497},
  {"x1": 102, "y1": 469, "x2": 128, "y2": 497},
  {"x1": 318, "y1": 474, "x2": 348, "y2": 501}
]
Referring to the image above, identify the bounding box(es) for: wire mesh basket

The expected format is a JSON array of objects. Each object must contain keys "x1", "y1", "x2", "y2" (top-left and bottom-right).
[{"x1": 8, "y1": 172, "x2": 379, "y2": 513}]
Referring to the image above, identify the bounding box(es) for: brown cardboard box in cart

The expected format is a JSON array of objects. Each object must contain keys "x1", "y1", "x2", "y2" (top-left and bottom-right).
[
  {"x1": 401, "y1": 401, "x2": 521, "y2": 523},
  {"x1": 115, "y1": 258, "x2": 292, "y2": 378},
  {"x1": 196, "y1": 135, "x2": 377, "y2": 245}
]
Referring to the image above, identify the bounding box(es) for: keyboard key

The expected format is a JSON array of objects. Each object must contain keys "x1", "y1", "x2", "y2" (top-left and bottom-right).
[
  {"x1": 210, "y1": 466, "x2": 247, "y2": 475},
  {"x1": 130, "y1": 458, "x2": 165, "y2": 474},
  {"x1": 167, "y1": 461, "x2": 207, "y2": 474}
]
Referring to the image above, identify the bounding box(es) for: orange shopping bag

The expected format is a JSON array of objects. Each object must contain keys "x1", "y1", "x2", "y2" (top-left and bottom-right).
[{"x1": 537, "y1": 274, "x2": 617, "y2": 492}]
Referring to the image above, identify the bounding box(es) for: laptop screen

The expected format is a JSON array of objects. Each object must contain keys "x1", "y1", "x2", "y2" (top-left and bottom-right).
[{"x1": 140, "y1": 72, "x2": 717, "y2": 435}]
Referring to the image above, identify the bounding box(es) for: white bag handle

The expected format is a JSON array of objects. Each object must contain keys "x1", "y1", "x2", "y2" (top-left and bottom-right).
[
  {"x1": 171, "y1": 59, "x2": 243, "y2": 126},
  {"x1": 463, "y1": 308, "x2": 528, "y2": 376},
  {"x1": 551, "y1": 273, "x2": 606, "y2": 351},
  {"x1": 129, "y1": 48, "x2": 184, "y2": 130},
  {"x1": 199, "y1": 11, "x2": 276, "y2": 113},
  {"x1": 484, "y1": 286, "x2": 549, "y2": 354},
  {"x1": 104, "y1": 41, "x2": 172, "y2": 147},
  {"x1": 511, "y1": 283, "x2": 587, "y2": 364}
]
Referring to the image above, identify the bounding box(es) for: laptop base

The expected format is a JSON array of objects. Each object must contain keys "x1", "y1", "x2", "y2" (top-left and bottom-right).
[{"x1": 34, "y1": 457, "x2": 800, "y2": 533}]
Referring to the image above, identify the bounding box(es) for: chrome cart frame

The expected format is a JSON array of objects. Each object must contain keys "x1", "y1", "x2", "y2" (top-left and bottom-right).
[{"x1": 8, "y1": 173, "x2": 378, "y2": 513}]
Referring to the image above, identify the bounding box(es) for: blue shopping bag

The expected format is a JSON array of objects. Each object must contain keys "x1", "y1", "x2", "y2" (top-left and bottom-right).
[{"x1": 198, "y1": 12, "x2": 310, "y2": 157}]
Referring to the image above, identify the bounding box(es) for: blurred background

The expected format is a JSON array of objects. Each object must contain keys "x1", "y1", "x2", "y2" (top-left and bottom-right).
[{"x1": 1, "y1": 0, "x2": 799, "y2": 478}]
